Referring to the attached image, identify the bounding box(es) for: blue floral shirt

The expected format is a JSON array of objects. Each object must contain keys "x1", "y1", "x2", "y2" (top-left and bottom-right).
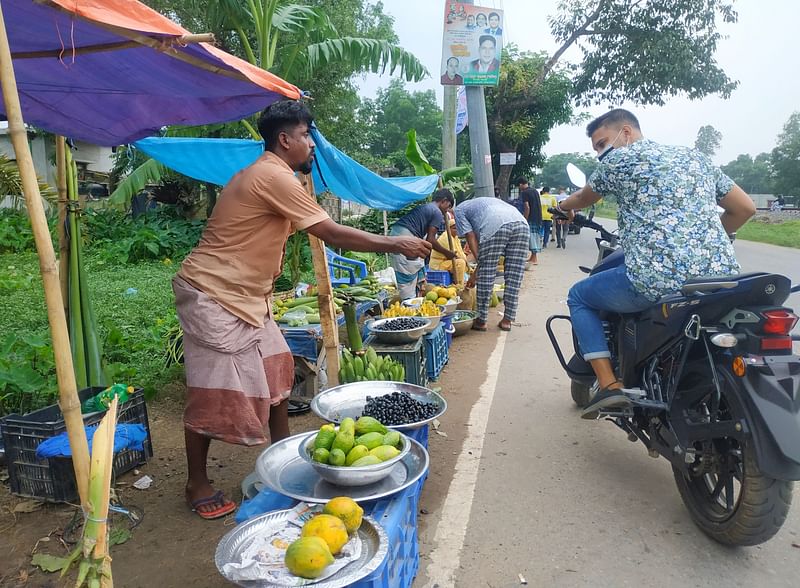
[{"x1": 588, "y1": 139, "x2": 739, "y2": 301}]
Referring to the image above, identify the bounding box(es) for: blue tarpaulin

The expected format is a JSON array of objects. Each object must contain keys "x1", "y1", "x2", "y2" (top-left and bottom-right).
[{"x1": 134, "y1": 128, "x2": 439, "y2": 211}]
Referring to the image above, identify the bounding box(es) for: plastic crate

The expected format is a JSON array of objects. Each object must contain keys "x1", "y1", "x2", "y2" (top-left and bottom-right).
[
  {"x1": 423, "y1": 325, "x2": 448, "y2": 381},
  {"x1": 363, "y1": 335, "x2": 427, "y2": 387},
  {"x1": 440, "y1": 314, "x2": 455, "y2": 348},
  {"x1": 354, "y1": 477, "x2": 425, "y2": 588},
  {"x1": 425, "y1": 270, "x2": 452, "y2": 286},
  {"x1": 0, "y1": 387, "x2": 153, "y2": 502}
]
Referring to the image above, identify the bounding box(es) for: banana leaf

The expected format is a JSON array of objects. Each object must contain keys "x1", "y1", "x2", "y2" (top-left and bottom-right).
[{"x1": 404, "y1": 129, "x2": 436, "y2": 177}]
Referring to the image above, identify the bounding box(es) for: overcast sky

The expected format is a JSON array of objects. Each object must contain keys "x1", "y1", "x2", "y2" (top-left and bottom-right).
[{"x1": 357, "y1": 0, "x2": 800, "y2": 165}]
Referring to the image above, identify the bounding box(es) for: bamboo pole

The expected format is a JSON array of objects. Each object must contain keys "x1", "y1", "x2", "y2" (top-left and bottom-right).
[
  {"x1": 301, "y1": 174, "x2": 340, "y2": 388},
  {"x1": 55, "y1": 136, "x2": 69, "y2": 311},
  {"x1": 0, "y1": 2, "x2": 90, "y2": 506}
]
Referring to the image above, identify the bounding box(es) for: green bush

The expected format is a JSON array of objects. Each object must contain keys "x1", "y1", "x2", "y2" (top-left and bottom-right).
[{"x1": 0, "y1": 332, "x2": 57, "y2": 416}]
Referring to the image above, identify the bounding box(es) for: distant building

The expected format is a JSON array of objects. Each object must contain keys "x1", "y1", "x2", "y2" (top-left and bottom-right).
[{"x1": 0, "y1": 123, "x2": 114, "y2": 192}]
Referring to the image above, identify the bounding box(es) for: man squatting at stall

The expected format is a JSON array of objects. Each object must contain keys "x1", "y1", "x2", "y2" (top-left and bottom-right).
[
  {"x1": 172, "y1": 100, "x2": 431, "y2": 519},
  {"x1": 388, "y1": 189, "x2": 456, "y2": 299}
]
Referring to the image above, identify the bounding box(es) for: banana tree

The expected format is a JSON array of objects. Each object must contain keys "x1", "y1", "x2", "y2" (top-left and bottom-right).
[{"x1": 205, "y1": 0, "x2": 429, "y2": 81}]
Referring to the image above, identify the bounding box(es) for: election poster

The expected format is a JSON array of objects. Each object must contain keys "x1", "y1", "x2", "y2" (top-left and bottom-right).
[{"x1": 440, "y1": 3, "x2": 503, "y2": 87}]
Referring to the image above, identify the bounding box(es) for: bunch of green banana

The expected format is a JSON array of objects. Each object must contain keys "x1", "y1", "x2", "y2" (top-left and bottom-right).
[{"x1": 338, "y1": 346, "x2": 406, "y2": 383}]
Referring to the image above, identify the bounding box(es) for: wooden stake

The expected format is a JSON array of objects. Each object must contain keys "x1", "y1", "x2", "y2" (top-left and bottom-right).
[
  {"x1": 301, "y1": 174, "x2": 340, "y2": 388},
  {"x1": 55, "y1": 136, "x2": 69, "y2": 310},
  {"x1": 0, "y1": 2, "x2": 90, "y2": 507}
]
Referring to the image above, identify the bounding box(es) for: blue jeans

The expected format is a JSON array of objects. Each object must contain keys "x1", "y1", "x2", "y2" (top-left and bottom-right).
[
  {"x1": 541, "y1": 220, "x2": 553, "y2": 247},
  {"x1": 567, "y1": 265, "x2": 654, "y2": 360}
]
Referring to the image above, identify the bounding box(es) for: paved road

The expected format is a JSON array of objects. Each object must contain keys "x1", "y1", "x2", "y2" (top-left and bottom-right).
[{"x1": 423, "y1": 229, "x2": 800, "y2": 587}]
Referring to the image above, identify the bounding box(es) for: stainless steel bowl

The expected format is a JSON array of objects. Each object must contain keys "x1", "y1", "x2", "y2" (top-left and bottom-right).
[
  {"x1": 367, "y1": 317, "x2": 430, "y2": 344},
  {"x1": 311, "y1": 381, "x2": 447, "y2": 430},
  {"x1": 298, "y1": 430, "x2": 411, "y2": 486},
  {"x1": 451, "y1": 310, "x2": 478, "y2": 337}
]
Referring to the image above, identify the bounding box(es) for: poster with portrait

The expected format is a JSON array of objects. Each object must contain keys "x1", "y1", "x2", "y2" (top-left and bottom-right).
[{"x1": 440, "y1": 3, "x2": 503, "y2": 87}]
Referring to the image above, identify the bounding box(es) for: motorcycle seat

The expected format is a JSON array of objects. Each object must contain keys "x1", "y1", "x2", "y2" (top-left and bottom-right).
[{"x1": 680, "y1": 272, "x2": 768, "y2": 296}]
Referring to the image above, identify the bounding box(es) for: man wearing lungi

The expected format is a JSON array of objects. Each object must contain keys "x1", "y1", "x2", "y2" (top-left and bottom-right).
[{"x1": 173, "y1": 100, "x2": 431, "y2": 519}]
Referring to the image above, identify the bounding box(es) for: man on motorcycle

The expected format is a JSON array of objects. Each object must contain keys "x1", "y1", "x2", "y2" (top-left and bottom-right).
[{"x1": 556, "y1": 109, "x2": 756, "y2": 418}]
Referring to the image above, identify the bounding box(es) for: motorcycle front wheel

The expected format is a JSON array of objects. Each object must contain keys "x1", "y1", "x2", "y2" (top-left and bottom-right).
[{"x1": 671, "y1": 367, "x2": 793, "y2": 546}]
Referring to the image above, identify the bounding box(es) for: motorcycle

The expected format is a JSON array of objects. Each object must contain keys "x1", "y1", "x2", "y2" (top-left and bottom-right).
[{"x1": 546, "y1": 189, "x2": 800, "y2": 546}]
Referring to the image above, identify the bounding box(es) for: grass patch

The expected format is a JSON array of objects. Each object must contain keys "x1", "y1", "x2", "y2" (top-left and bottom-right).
[
  {"x1": 0, "y1": 251, "x2": 182, "y2": 412},
  {"x1": 736, "y1": 220, "x2": 800, "y2": 249}
]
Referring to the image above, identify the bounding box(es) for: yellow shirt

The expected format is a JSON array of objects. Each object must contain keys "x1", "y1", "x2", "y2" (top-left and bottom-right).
[
  {"x1": 429, "y1": 231, "x2": 465, "y2": 270},
  {"x1": 178, "y1": 152, "x2": 329, "y2": 326},
  {"x1": 540, "y1": 193, "x2": 558, "y2": 221}
]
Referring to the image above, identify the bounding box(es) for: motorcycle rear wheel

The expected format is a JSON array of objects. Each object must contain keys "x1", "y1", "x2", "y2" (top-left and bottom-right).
[{"x1": 671, "y1": 368, "x2": 793, "y2": 546}]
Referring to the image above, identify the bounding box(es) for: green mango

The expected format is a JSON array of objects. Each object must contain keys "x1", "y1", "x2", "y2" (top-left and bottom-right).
[
  {"x1": 345, "y1": 445, "x2": 370, "y2": 466},
  {"x1": 369, "y1": 445, "x2": 401, "y2": 462},
  {"x1": 382, "y1": 431, "x2": 401, "y2": 448},
  {"x1": 350, "y1": 455, "x2": 382, "y2": 467},
  {"x1": 339, "y1": 417, "x2": 356, "y2": 436},
  {"x1": 355, "y1": 432, "x2": 385, "y2": 450},
  {"x1": 331, "y1": 431, "x2": 354, "y2": 455},
  {"x1": 314, "y1": 425, "x2": 337, "y2": 451},
  {"x1": 328, "y1": 448, "x2": 346, "y2": 467},
  {"x1": 354, "y1": 416, "x2": 387, "y2": 436},
  {"x1": 312, "y1": 448, "x2": 330, "y2": 464}
]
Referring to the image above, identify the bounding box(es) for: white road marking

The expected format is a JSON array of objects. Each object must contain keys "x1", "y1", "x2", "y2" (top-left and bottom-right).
[{"x1": 423, "y1": 331, "x2": 508, "y2": 587}]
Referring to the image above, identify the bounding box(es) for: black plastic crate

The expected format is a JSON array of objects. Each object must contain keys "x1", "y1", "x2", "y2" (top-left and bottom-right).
[
  {"x1": 0, "y1": 387, "x2": 153, "y2": 502},
  {"x1": 363, "y1": 336, "x2": 427, "y2": 387}
]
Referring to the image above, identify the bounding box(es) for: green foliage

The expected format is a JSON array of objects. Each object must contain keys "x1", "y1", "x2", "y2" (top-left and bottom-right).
[
  {"x1": 550, "y1": 0, "x2": 739, "y2": 106},
  {"x1": 0, "y1": 209, "x2": 36, "y2": 253},
  {"x1": 485, "y1": 46, "x2": 574, "y2": 195},
  {"x1": 357, "y1": 79, "x2": 443, "y2": 174},
  {"x1": 404, "y1": 129, "x2": 436, "y2": 176},
  {"x1": 771, "y1": 112, "x2": 800, "y2": 198},
  {"x1": 0, "y1": 154, "x2": 58, "y2": 210},
  {"x1": 720, "y1": 153, "x2": 774, "y2": 194},
  {"x1": 695, "y1": 125, "x2": 723, "y2": 157},
  {"x1": 83, "y1": 207, "x2": 204, "y2": 263},
  {"x1": 108, "y1": 159, "x2": 170, "y2": 208},
  {"x1": 0, "y1": 332, "x2": 57, "y2": 416},
  {"x1": 539, "y1": 152, "x2": 598, "y2": 190},
  {"x1": 0, "y1": 250, "x2": 183, "y2": 406},
  {"x1": 342, "y1": 201, "x2": 418, "y2": 234}
]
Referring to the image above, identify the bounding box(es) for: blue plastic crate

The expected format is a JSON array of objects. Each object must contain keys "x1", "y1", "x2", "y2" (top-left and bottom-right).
[
  {"x1": 440, "y1": 314, "x2": 454, "y2": 348},
  {"x1": 423, "y1": 325, "x2": 448, "y2": 381},
  {"x1": 425, "y1": 270, "x2": 451, "y2": 286}
]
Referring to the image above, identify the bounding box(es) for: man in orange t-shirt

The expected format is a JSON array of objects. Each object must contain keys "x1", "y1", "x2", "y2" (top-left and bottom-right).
[{"x1": 174, "y1": 100, "x2": 431, "y2": 519}]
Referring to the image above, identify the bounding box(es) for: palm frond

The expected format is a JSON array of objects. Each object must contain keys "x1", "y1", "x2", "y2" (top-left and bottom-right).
[
  {"x1": 108, "y1": 159, "x2": 169, "y2": 208},
  {"x1": 0, "y1": 154, "x2": 57, "y2": 211},
  {"x1": 272, "y1": 4, "x2": 336, "y2": 36},
  {"x1": 305, "y1": 38, "x2": 430, "y2": 82}
]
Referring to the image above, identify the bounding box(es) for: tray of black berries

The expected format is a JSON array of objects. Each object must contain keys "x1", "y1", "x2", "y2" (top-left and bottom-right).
[
  {"x1": 311, "y1": 381, "x2": 447, "y2": 431},
  {"x1": 366, "y1": 317, "x2": 430, "y2": 344}
]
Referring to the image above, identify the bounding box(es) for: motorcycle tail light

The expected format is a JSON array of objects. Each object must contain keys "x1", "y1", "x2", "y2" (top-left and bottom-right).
[
  {"x1": 761, "y1": 310, "x2": 798, "y2": 335},
  {"x1": 760, "y1": 337, "x2": 793, "y2": 351}
]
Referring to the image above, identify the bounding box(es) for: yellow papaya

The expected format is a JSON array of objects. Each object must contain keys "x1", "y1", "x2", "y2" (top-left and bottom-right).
[
  {"x1": 369, "y1": 445, "x2": 401, "y2": 462},
  {"x1": 301, "y1": 514, "x2": 349, "y2": 555},
  {"x1": 350, "y1": 455, "x2": 382, "y2": 467},
  {"x1": 284, "y1": 537, "x2": 334, "y2": 579},
  {"x1": 345, "y1": 445, "x2": 370, "y2": 466},
  {"x1": 323, "y1": 497, "x2": 364, "y2": 534}
]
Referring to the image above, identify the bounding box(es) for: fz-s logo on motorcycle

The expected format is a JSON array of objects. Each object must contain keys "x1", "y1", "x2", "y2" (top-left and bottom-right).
[
  {"x1": 662, "y1": 299, "x2": 701, "y2": 318},
  {"x1": 765, "y1": 283, "x2": 777, "y2": 295}
]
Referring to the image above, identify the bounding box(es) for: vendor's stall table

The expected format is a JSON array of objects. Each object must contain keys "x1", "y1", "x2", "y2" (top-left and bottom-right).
[
  {"x1": 236, "y1": 426, "x2": 429, "y2": 588},
  {"x1": 281, "y1": 294, "x2": 387, "y2": 395}
]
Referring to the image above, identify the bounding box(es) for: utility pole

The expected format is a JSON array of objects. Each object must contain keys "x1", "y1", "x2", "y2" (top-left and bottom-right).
[
  {"x1": 463, "y1": 0, "x2": 494, "y2": 198},
  {"x1": 442, "y1": 85, "x2": 457, "y2": 170}
]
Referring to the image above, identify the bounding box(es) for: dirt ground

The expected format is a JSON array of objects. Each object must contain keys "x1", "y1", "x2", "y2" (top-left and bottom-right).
[{"x1": 0, "y1": 332, "x2": 493, "y2": 587}]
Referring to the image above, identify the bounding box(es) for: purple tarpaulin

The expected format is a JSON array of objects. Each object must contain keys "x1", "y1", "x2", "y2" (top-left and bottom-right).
[{"x1": 2, "y1": 0, "x2": 301, "y2": 145}]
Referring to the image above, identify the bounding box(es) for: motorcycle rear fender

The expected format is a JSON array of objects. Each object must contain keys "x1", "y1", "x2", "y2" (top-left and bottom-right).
[{"x1": 735, "y1": 355, "x2": 800, "y2": 481}]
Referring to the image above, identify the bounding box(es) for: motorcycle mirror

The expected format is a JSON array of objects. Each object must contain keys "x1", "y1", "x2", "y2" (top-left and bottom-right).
[{"x1": 566, "y1": 163, "x2": 587, "y2": 188}]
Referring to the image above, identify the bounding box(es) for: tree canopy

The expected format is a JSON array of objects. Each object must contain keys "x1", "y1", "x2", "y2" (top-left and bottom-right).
[
  {"x1": 695, "y1": 125, "x2": 723, "y2": 157},
  {"x1": 771, "y1": 112, "x2": 800, "y2": 198},
  {"x1": 720, "y1": 153, "x2": 773, "y2": 195},
  {"x1": 538, "y1": 152, "x2": 599, "y2": 190}
]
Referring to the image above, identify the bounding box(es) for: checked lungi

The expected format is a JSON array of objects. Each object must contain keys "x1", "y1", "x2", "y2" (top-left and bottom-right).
[
  {"x1": 173, "y1": 276, "x2": 294, "y2": 446},
  {"x1": 476, "y1": 221, "x2": 529, "y2": 323}
]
